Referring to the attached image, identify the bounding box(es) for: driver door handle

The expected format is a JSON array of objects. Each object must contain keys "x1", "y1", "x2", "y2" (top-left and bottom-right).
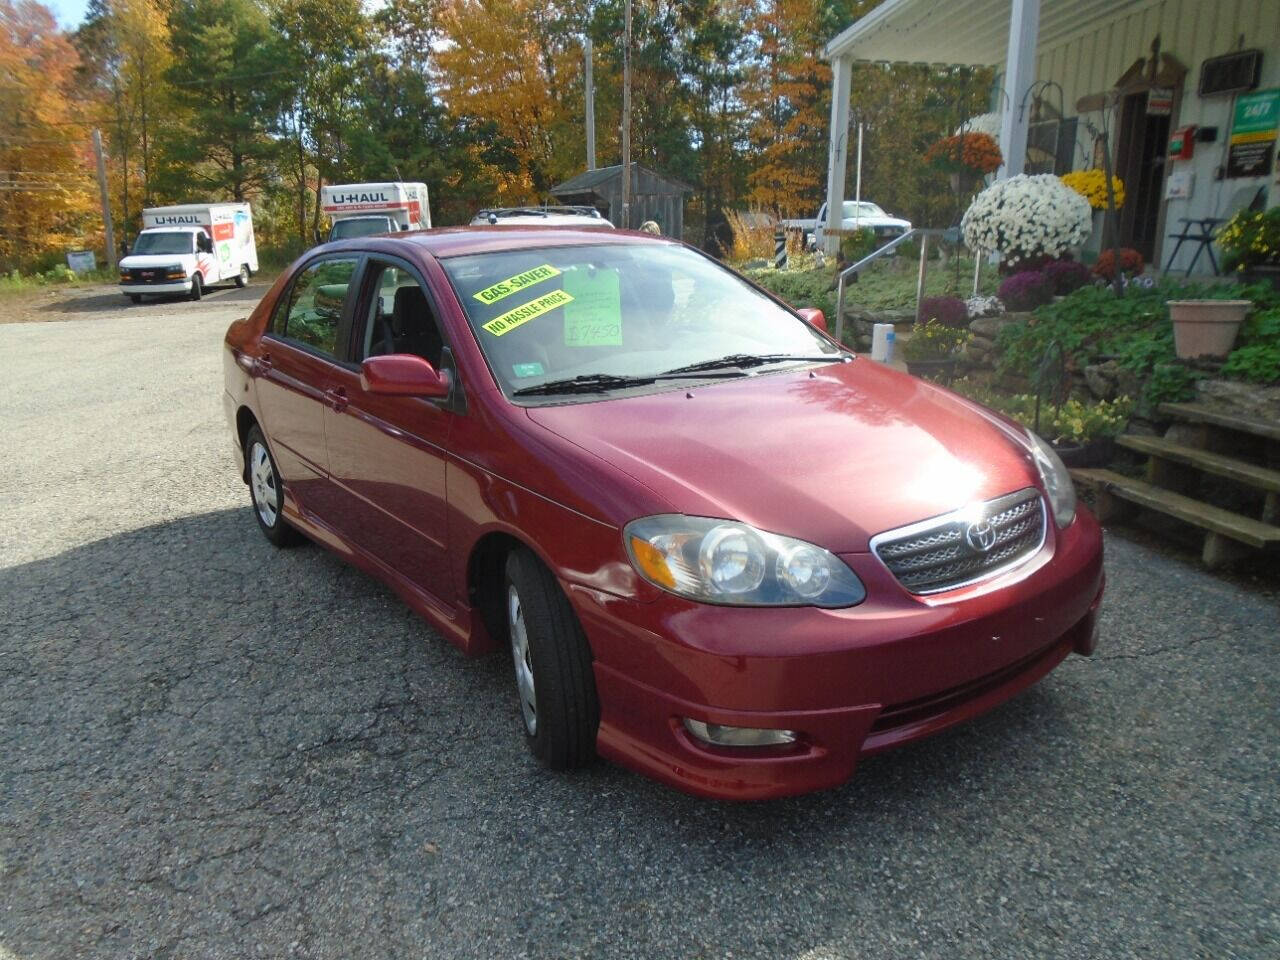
[
  {"x1": 257, "y1": 353, "x2": 273, "y2": 374},
  {"x1": 325, "y1": 386, "x2": 348, "y2": 413}
]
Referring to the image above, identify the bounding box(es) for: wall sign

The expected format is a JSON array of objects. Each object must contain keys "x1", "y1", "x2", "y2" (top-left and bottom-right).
[{"x1": 1227, "y1": 88, "x2": 1279, "y2": 178}]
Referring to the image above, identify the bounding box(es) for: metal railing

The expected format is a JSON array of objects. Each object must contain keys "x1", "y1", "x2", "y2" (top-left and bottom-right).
[{"x1": 833, "y1": 227, "x2": 955, "y2": 347}]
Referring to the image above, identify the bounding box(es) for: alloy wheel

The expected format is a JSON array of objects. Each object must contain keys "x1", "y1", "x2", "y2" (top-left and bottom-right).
[
  {"x1": 508, "y1": 584, "x2": 537, "y2": 735},
  {"x1": 249, "y1": 441, "x2": 279, "y2": 527}
]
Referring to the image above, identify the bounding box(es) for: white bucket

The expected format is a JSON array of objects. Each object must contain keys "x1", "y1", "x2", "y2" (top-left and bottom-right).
[{"x1": 871, "y1": 323, "x2": 896, "y2": 363}]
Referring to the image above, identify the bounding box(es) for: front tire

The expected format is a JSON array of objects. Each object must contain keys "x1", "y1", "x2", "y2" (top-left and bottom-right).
[
  {"x1": 244, "y1": 426, "x2": 301, "y2": 548},
  {"x1": 189, "y1": 272, "x2": 203, "y2": 301},
  {"x1": 128, "y1": 293, "x2": 141, "y2": 304},
  {"x1": 235, "y1": 264, "x2": 250, "y2": 288},
  {"x1": 504, "y1": 549, "x2": 598, "y2": 769}
]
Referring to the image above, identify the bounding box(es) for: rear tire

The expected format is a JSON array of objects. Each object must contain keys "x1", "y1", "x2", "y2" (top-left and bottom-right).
[
  {"x1": 244, "y1": 425, "x2": 302, "y2": 548},
  {"x1": 189, "y1": 272, "x2": 203, "y2": 301},
  {"x1": 504, "y1": 548, "x2": 598, "y2": 769},
  {"x1": 235, "y1": 264, "x2": 250, "y2": 288}
]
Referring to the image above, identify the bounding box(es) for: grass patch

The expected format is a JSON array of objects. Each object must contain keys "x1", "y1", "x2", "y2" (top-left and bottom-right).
[
  {"x1": 0, "y1": 266, "x2": 118, "y2": 295},
  {"x1": 742, "y1": 255, "x2": 999, "y2": 318}
]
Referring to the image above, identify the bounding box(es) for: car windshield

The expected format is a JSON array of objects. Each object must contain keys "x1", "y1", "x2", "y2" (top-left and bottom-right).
[
  {"x1": 441, "y1": 242, "x2": 840, "y2": 399},
  {"x1": 841, "y1": 202, "x2": 886, "y2": 219},
  {"x1": 131, "y1": 231, "x2": 194, "y2": 255},
  {"x1": 331, "y1": 218, "x2": 393, "y2": 240}
]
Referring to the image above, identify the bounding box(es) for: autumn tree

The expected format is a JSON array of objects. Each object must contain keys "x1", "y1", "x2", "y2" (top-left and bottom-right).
[
  {"x1": 434, "y1": 0, "x2": 583, "y2": 201},
  {"x1": 0, "y1": 0, "x2": 98, "y2": 270}
]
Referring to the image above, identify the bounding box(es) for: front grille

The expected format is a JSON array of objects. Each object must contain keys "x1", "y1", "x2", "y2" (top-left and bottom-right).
[
  {"x1": 871, "y1": 488, "x2": 1045, "y2": 594},
  {"x1": 126, "y1": 268, "x2": 176, "y2": 285}
]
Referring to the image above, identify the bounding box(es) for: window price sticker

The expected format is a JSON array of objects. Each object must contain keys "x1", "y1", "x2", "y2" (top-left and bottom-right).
[{"x1": 563, "y1": 269, "x2": 623, "y2": 347}]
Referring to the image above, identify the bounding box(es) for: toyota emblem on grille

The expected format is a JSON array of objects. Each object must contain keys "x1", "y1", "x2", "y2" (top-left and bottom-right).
[{"x1": 965, "y1": 519, "x2": 997, "y2": 553}]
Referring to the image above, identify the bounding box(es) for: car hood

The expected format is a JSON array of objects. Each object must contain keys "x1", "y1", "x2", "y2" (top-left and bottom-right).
[
  {"x1": 523, "y1": 359, "x2": 1041, "y2": 553},
  {"x1": 120, "y1": 254, "x2": 192, "y2": 268}
]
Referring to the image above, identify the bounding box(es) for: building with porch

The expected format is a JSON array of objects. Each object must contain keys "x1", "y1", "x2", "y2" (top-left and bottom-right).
[{"x1": 822, "y1": 0, "x2": 1280, "y2": 274}]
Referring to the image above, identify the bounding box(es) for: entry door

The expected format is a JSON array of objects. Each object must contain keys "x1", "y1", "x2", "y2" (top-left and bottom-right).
[
  {"x1": 254, "y1": 255, "x2": 361, "y2": 522},
  {"x1": 323, "y1": 258, "x2": 455, "y2": 606},
  {"x1": 1116, "y1": 91, "x2": 1172, "y2": 262}
]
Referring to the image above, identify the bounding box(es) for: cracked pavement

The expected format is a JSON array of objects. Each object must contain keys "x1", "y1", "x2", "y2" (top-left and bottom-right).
[{"x1": 1, "y1": 284, "x2": 1278, "y2": 959}]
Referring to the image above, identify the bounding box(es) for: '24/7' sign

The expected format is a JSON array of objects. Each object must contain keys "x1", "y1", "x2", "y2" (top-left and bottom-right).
[{"x1": 1226, "y1": 88, "x2": 1279, "y2": 178}]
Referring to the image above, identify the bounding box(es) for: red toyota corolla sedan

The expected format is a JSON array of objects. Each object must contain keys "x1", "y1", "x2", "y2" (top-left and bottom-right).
[{"x1": 222, "y1": 227, "x2": 1104, "y2": 800}]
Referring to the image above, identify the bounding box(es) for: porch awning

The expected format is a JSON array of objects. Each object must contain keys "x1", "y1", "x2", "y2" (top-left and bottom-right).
[{"x1": 825, "y1": 0, "x2": 1153, "y2": 66}]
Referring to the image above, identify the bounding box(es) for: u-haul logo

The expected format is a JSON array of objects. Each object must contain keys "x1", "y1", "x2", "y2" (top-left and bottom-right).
[
  {"x1": 151, "y1": 214, "x2": 203, "y2": 225},
  {"x1": 329, "y1": 191, "x2": 390, "y2": 205}
]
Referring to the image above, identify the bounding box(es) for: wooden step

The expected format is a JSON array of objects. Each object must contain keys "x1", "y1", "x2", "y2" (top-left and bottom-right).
[
  {"x1": 1158, "y1": 402, "x2": 1280, "y2": 443},
  {"x1": 1115, "y1": 435, "x2": 1280, "y2": 493},
  {"x1": 1071, "y1": 468, "x2": 1280, "y2": 551}
]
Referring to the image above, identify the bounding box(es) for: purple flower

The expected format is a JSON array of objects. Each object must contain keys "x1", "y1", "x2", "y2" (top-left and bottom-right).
[{"x1": 997, "y1": 270, "x2": 1055, "y2": 311}]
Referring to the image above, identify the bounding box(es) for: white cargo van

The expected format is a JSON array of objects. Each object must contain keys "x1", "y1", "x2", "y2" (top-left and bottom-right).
[
  {"x1": 119, "y1": 203, "x2": 257, "y2": 302},
  {"x1": 321, "y1": 182, "x2": 431, "y2": 241}
]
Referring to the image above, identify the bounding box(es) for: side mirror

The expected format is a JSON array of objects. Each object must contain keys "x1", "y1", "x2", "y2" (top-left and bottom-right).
[
  {"x1": 198, "y1": 234, "x2": 213, "y2": 253},
  {"x1": 360, "y1": 354, "x2": 451, "y2": 399},
  {"x1": 797, "y1": 307, "x2": 828, "y2": 334}
]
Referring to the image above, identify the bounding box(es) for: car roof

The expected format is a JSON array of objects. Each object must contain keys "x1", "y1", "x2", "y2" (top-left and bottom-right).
[{"x1": 317, "y1": 226, "x2": 676, "y2": 259}]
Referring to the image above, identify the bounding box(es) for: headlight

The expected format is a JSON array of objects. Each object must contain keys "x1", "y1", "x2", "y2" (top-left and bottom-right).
[
  {"x1": 1027, "y1": 431, "x2": 1076, "y2": 528},
  {"x1": 624, "y1": 515, "x2": 865, "y2": 607}
]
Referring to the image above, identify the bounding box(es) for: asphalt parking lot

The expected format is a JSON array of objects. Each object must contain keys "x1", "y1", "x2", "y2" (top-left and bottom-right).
[{"x1": 2, "y1": 283, "x2": 1277, "y2": 960}]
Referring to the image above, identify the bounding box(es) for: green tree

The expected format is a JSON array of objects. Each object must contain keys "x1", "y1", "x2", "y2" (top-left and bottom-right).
[{"x1": 154, "y1": 0, "x2": 287, "y2": 202}]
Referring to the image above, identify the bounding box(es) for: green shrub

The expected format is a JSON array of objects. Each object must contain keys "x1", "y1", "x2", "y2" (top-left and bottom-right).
[
  {"x1": 995, "y1": 279, "x2": 1261, "y2": 380},
  {"x1": 839, "y1": 228, "x2": 876, "y2": 263},
  {"x1": 1221, "y1": 344, "x2": 1280, "y2": 384},
  {"x1": 1142, "y1": 364, "x2": 1203, "y2": 408},
  {"x1": 949, "y1": 378, "x2": 1132, "y2": 444}
]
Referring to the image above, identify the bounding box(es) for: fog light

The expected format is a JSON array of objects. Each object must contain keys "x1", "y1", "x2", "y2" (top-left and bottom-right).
[{"x1": 682, "y1": 718, "x2": 797, "y2": 748}]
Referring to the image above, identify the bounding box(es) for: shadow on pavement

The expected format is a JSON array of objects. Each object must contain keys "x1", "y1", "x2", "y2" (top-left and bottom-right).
[
  {"x1": 0, "y1": 507, "x2": 1079, "y2": 959},
  {"x1": 36, "y1": 281, "x2": 270, "y2": 315}
]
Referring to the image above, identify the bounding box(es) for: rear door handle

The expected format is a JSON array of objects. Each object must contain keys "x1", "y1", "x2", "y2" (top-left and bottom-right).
[{"x1": 325, "y1": 386, "x2": 348, "y2": 412}]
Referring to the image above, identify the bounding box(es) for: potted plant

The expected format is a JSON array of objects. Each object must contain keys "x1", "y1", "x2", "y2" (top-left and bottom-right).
[
  {"x1": 1217, "y1": 208, "x2": 1280, "y2": 291},
  {"x1": 1060, "y1": 170, "x2": 1125, "y2": 255},
  {"x1": 1092, "y1": 247, "x2": 1144, "y2": 282},
  {"x1": 903, "y1": 320, "x2": 971, "y2": 381},
  {"x1": 961, "y1": 174, "x2": 1092, "y2": 273},
  {"x1": 925, "y1": 132, "x2": 1002, "y2": 195},
  {"x1": 1167, "y1": 298, "x2": 1253, "y2": 359},
  {"x1": 1041, "y1": 396, "x2": 1134, "y2": 467}
]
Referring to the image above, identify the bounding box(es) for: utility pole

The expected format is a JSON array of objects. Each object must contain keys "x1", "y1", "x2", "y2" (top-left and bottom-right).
[
  {"x1": 584, "y1": 38, "x2": 596, "y2": 171},
  {"x1": 620, "y1": 0, "x2": 631, "y2": 229},
  {"x1": 92, "y1": 129, "x2": 117, "y2": 271}
]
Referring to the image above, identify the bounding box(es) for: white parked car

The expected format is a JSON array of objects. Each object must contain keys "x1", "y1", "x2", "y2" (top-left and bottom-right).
[
  {"x1": 470, "y1": 206, "x2": 614, "y2": 228},
  {"x1": 801, "y1": 201, "x2": 911, "y2": 252}
]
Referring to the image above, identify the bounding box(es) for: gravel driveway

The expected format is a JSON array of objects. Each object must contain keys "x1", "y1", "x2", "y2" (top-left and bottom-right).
[{"x1": 2, "y1": 284, "x2": 1277, "y2": 959}]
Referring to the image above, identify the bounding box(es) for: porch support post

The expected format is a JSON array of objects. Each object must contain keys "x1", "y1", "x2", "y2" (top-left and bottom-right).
[
  {"x1": 823, "y1": 54, "x2": 852, "y2": 256},
  {"x1": 998, "y1": 0, "x2": 1040, "y2": 179}
]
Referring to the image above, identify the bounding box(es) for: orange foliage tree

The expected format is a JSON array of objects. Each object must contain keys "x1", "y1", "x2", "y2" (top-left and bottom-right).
[
  {"x1": 0, "y1": 0, "x2": 98, "y2": 270},
  {"x1": 434, "y1": 0, "x2": 582, "y2": 202}
]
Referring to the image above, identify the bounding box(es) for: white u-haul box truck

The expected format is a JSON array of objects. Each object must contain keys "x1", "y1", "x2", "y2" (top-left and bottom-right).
[
  {"x1": 119, "y1": 202, "x2": 257, "y2": 302},
  {"x1": 321, "y1": 182, "x2": 431, "y2": 241}
]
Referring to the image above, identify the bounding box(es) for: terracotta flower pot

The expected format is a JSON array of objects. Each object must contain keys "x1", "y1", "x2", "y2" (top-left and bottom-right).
[{"x1": 1167, "y1": 300, "x2": 1251, "y2": 360}]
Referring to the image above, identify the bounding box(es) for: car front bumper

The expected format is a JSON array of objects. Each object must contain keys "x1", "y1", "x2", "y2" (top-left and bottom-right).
[
  {"x1": 570, "y1": 506, "x2": 1104, "y2": 800},
  {"x1": 120, "y1": 279, "x2": 191, "y2": 295}
]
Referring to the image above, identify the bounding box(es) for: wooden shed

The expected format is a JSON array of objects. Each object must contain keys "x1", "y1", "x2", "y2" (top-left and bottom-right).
[{"x1": 549, "y1": 163, "x2": 692, "y2": 237}]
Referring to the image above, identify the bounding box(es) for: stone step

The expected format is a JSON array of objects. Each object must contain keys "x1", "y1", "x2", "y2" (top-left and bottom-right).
[
  {"x1": 1157, "y1": 402, "x2": 1280, "y2": 443},
  {"x1": 1072, "y1": 468, "x2": 1280, "y2": 567},
  {"x1": 1115, "y1": 435, "x2": 1280, "y2": 494}
]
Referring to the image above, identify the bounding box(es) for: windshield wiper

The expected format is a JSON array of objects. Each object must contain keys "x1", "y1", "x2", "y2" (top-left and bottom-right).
[
  {"x1": 659, "y1": 352, "x2": 849, "y2": 376},
  {"x1": 511, "y1": 368, "x2": 749, "y2": 397},
  {"x1": 512, "y1": 373, "x2": 657, "y2": 397}
]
